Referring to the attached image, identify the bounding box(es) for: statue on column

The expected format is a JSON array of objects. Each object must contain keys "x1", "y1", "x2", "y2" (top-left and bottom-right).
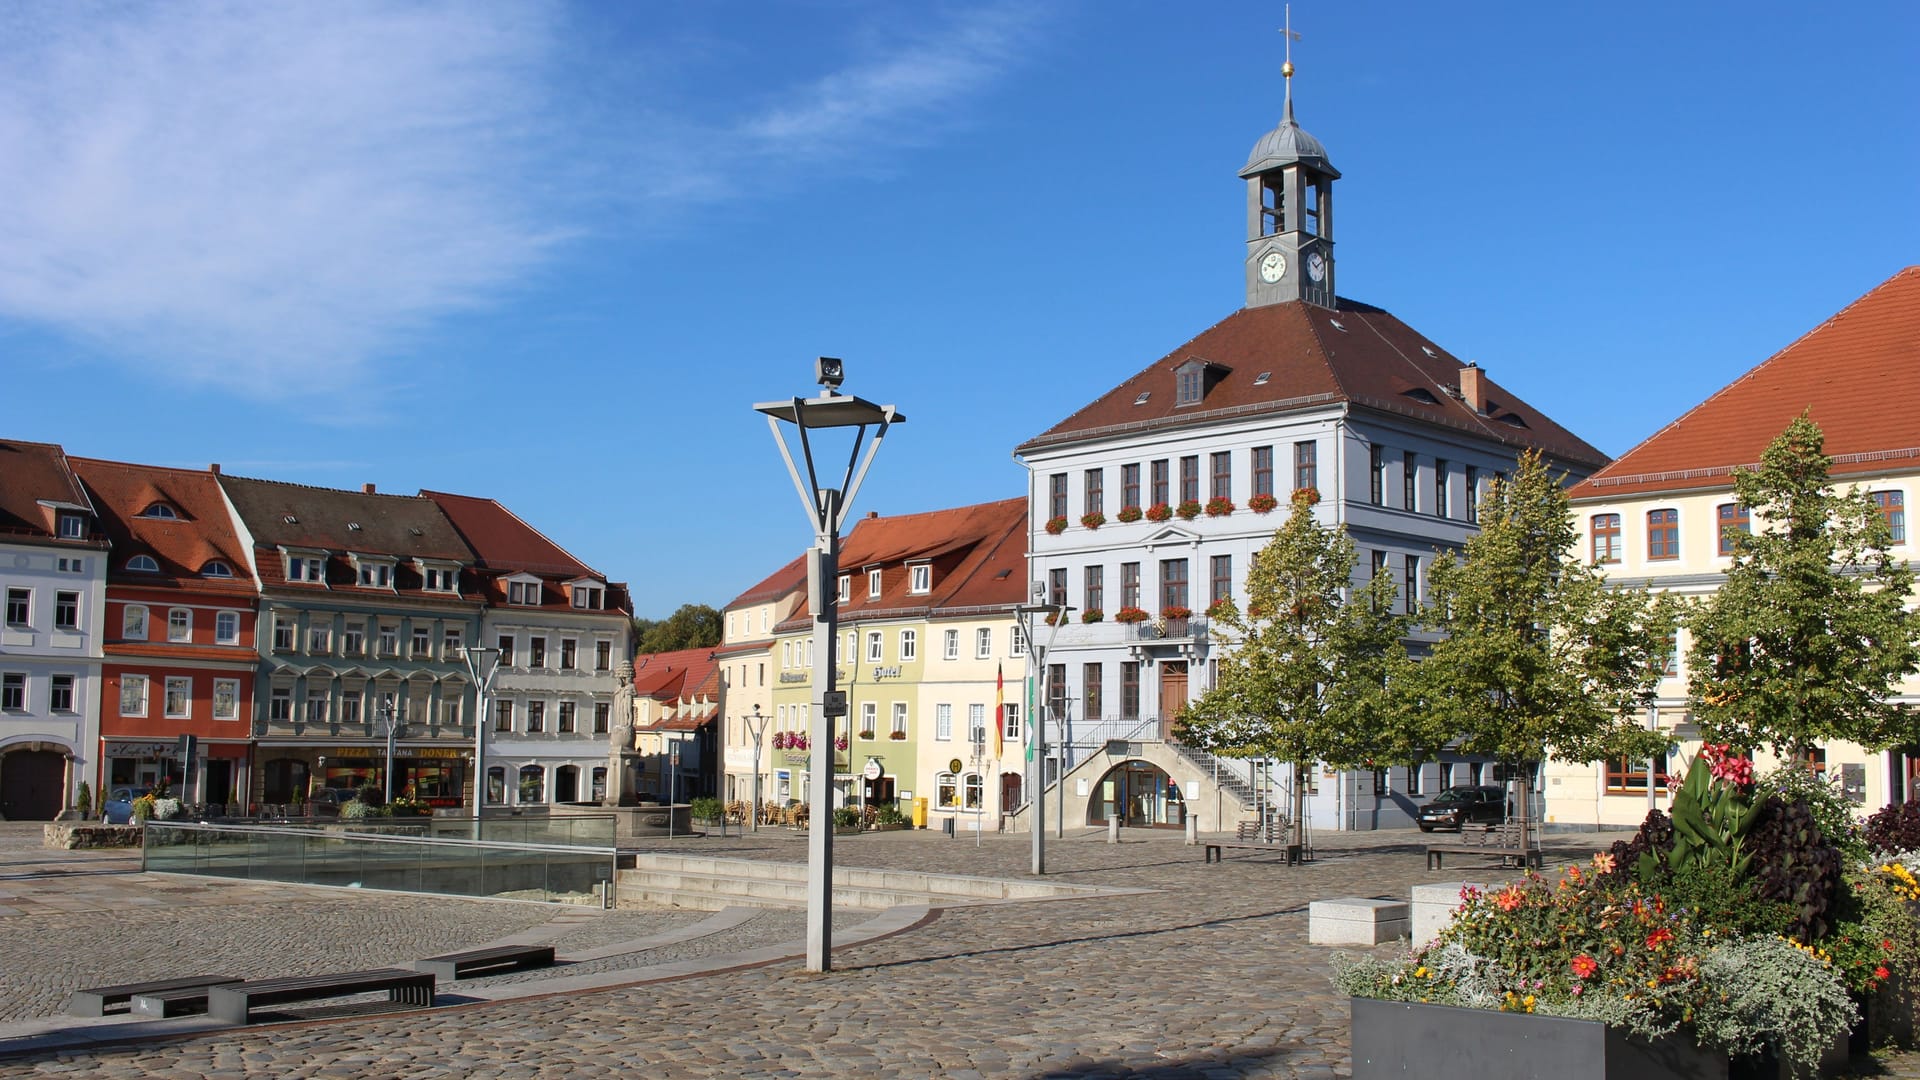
[{"x1": 605, "y1": 660, "x2": 636, "y2": 806}]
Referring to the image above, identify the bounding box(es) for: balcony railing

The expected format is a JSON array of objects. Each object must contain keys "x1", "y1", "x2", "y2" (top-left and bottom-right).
[{"x1": 1126, "y1": 616, "x2": 1205, "y2": 641}]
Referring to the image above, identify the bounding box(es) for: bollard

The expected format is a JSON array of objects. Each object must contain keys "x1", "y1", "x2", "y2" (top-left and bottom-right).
[
  {"x1": 1185, "y1": 814, "x2": 1198, "y2": 845},
  {"x1": 1108, "y1": 816, "x2": 1119, "y2": 843}
]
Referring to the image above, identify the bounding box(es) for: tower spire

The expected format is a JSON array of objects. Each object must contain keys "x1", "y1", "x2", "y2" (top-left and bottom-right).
[{"x1": 1280, "y1": 4, "x2": 1300, "y2": 121}]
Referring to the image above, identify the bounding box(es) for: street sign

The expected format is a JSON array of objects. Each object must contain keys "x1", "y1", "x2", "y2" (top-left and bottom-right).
[{"x1": 822, "y1": 691, "x2": 848, "y2": 717}]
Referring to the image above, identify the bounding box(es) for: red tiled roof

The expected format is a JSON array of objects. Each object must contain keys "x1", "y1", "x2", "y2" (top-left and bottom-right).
[
  {"x1": 631, "y1": 647, "x2": 719, "y2": 701},
  {"x1": 0, "y1": 439, "x2": 95, "y2": 541},
  {"x1": 724, "y1": 552, "x2": 807, "y2": 609},
  {"x1": 71, "y1": 458, "x2": 257, "y2": 592},
  {"x1": 780, "y1": 497, "x2": 1028, "y2": 626},
  {"x1": 1016, "y1": 298, "x2": 1607, "y2": 469},
  {"x1": 1572, "y1": 267, "x2": 1920, "y2": 499},
  {"x1": 420, "y1": 490, "x2": 631, "y2": 615}
]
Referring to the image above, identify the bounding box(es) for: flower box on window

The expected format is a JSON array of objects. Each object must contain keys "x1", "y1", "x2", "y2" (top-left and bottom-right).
[
  {"x1": 1116, "y1": 506, "x2": 1143, "y2": 523},
  {"x1": 1114, "y1": 606, "x2": 1150, "y2": 624},
  {"x1": 888, "y1": 731, "x2": 907, "y2": 741},
  {"x1": 1176, "y1": 500, "x2": 1202, "y2": 520},
  {"x1": 1145, "y1": 503, "x2": 1173, "y2": 523},
  {"x1": 1248, "y1": 492, "x2": 1280, "y2": 514},
  {"x1": 1081, "y1": 609, "x2": 1104, "y2": 623},
  {"x1": 1206, "y1": 598, "x2": 1235, "y2": 620},
  {"x1": 1044, "y1": 516, "x2": 1068, "y2": 535},
  {"x1": 1160, "y1": 605, "x2": 1193, "y2": 621},
  {"x1": 1205, "y1": 497, "x2": 1235, "y2": 517},
  {"x1": 1292, "y1": 487, "x2": 1321, "y2": 506},
  {"x1": 1080, "y1": 511, "x2": 1106, "y2": 530}
]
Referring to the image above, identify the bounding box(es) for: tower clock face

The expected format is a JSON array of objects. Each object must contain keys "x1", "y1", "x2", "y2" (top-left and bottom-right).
[
  {"x1": 1307, "y1": 251, "x2": 1326, "y2": 282},
  {"x1": 1258, "y1": 251, "x2": 1287, "y2": 284}
]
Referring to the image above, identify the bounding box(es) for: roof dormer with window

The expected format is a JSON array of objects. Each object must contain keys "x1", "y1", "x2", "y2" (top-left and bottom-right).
[
  {"x1": 505, "y1": 573, "x2": 544, "y2": 606},
  {"x1": 348, "y1": 553, "x2": 397, "y2": 590},
  {"x1": 279, "y1": 546, "x2": 331, "y2": 586},
  {"x1": 567, "y1": 577, "x2": 606, "y2": 610},
  {"x1": 417, "y1": 559, "x2": 464, "y2": 595}
]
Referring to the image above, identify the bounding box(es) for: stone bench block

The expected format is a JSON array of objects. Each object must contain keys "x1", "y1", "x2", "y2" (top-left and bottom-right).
[
  {"x1": 1309, "y1": 897, "x2": 1410, "y2": 945},
  {"x1": 1409, "y1": 881, "x2": 1484, "y2": 944}
]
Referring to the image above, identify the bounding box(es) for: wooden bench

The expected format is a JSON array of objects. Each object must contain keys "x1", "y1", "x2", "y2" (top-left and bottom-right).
[
  {"x1": 413, "y1": 944, "x2": 555, "y2": 980},
  {"x1": 131, "y1": 983, "x2": 239, "y2": 1018},
  {"x1": 1203, "y1": 837, "x2": 1310, "y2": 865},
  {"x1": 207, "y1": 968, "x2": 435, "y2": 1025},
  {"x1": 69, "y1": 975, "x2": 241, "y2": 1017},
  {"x1": 1425, "y1": 824, "x2": 1544, "y2": 871}
]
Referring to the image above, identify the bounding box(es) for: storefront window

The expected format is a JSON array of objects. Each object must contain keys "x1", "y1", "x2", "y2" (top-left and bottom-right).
[
  {"x1": 1089, "y1": 761, "x2": 1186, "y2": 828},
  {"x1": 935, "y1": 772, "x2": 958, "y2": 809},
  {"x1": 519, "y1": 765, "x2": 545, "y2": 804}
]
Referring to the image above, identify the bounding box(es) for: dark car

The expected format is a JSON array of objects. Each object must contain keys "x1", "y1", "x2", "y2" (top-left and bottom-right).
[
  {"x1": 1416, "y1": 786, "x2": 1508, "y2": 832},
  {"x1": 103, "y1": 785, "x2": 151, "y2": 825}
]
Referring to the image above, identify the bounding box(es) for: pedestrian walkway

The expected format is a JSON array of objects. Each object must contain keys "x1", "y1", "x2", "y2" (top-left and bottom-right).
[{"x1": 2, "y1": 822, "x2": 1917, "y2": 1078}]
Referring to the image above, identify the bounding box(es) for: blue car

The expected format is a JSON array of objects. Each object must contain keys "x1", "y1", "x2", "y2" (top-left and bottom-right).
[{"x1": 102, "y1": 786, "x2": 151, "y2": 824}]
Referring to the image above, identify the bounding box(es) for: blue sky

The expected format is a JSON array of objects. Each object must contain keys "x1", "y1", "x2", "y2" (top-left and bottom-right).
[{"x1": 3, "y1": 1, "x2": 1915, "y2": 617}]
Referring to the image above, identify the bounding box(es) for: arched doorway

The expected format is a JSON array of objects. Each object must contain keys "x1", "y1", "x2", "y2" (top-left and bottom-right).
[
  {"x1": 1088, "y1": 760, "x2": 1186, "y2": 829},
  {"x1": 0, "y1": 749, "x2": 66, "y2": 820},
  {"x1": 1000, "y1": 772, "x2": 1022, "y2": 813}
]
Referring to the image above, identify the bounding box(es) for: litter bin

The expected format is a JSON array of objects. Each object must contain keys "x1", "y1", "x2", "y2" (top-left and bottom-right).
[
  {"x1": 942, "y1": 815, "x2": 956, "y2": 837},
  {"x1": 912, "y1": 797, "x2": 928, "y2": 829}
]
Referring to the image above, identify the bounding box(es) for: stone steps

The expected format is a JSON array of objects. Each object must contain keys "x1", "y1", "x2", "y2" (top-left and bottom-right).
[{"x1": 615, "y1": 852, "x2": 1100, "y2": 911}]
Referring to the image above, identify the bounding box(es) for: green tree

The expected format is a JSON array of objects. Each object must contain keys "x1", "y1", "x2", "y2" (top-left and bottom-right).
[
  {"x1": 1687, "y1": 414, "x2": 1919, "y2": 757},
  {"x1": 1412, "y1": 450, "x2": 1679, "y2": 843},
  {"x1": 1176, "y1": 492, "x2": 1409, "y2": 848},
  {"x1": 633, "y1": 603, "x2": 723, "y2": 654}
]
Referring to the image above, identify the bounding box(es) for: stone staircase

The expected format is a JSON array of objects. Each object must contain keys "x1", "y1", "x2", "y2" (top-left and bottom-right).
[
  {"x1": 615, "y1": 852, "x2": 1111, "y2": 911},
  {"x1": 1166, "y1": 741, "x2": 1259, "y2": 807}
]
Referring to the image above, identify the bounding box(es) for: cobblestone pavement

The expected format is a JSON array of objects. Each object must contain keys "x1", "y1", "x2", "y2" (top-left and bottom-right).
[{"x1": 5, "y1": 822, "x2": 1920, "y2": 1078}]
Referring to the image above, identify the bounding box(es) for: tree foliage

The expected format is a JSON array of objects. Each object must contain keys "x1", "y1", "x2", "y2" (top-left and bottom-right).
[
  {"x1": 1686, "y1": 414, "x2": 1919, "y2": 755},
  {"x1": 1177, "y1": 493, "x2": 1410, "y2": 837},
  {"x1": 633, "y1": 603, "x2": 723, "y2": 654},
  {"x1": 1410, "y1": 450, "x2": 1679, "y2": 769}
]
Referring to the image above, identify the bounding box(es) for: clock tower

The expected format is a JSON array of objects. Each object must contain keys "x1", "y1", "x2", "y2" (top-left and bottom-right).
[{"x1": 1241, "y1": 53, "x2": 1338, "y2": 309}]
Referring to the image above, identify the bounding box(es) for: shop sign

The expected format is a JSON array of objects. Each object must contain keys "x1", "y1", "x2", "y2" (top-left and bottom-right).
[
  {"x1": 107, "y1": 741, "x2": 176, "y2": 758},
  {"x1": 862, "y1": 758, "x2": 883, "y2": 780},
  {"x1": 870, "y1": 666, "x2": 902, "y2": 680}
]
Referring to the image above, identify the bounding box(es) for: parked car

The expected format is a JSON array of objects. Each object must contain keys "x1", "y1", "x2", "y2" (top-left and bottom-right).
[
  {"x1": 103, "y1": 786, "x2": 151, "y2": 825},
  {"x1": 1415, "y1": 786, "x2": 1508, "y2": 832}
]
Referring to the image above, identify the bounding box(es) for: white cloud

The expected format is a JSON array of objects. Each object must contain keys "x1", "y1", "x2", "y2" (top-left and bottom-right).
[{"x1": 0, "y1": 1, "x2": 565, "y2": 395}]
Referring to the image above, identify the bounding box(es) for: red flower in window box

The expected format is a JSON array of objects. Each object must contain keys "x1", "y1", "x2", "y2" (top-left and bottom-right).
[
  {"x1": 1206, "y1": 597, "x2": 1235, "y2": 620},
  {"x1": 1044, "y1": 516, "x2": 1068, "y2": 535},
  {"x1": 1144, "y1": 503, "x2": 1173, "y2": 522},
  {"x1": 1081, "y1": 609, "x2": 1104, "y2": 623},
  {"x1": 1116, "y1": 505, "x2": 1143, "y2": 523},
  {"x1": 1114, "y1": 606, "x2": 1150, "y2": 624},
  {"x1": 1176, "y1": 500, "x2": 1202, "y2": 520},
  {"x1": 1161, "y1": 605, "x2": 1193, "y2": 621},
  {"x1": 1248, "y1": 493, "x2": 1279, "y2": 514},
  {"x1": 1292, "y1": 487, "x2": 1321, "y2": 507},
  {"x1": 1080, "y1": 511, "x2": 1106, "y2": 530},
  {"x1": 1204, "y1": 497, "x2": 1235, "y2": 517}
]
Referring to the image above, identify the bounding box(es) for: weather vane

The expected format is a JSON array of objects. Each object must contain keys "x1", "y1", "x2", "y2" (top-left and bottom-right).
[{"x1": 1280, "y1": 5, "x2": 1301, "y2": 112}]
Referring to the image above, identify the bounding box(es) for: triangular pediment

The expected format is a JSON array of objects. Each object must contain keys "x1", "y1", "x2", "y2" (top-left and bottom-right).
[{"x1": 1144, "y1": 525, "x2": 1201, "y2": 548}]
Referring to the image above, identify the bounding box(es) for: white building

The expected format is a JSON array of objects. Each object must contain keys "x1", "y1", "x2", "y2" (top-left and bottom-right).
[
  {"x1": 0, "y1": 439, "x2": 108, "y2": 819},
  {"x1": 1014, "y1": 71, "x2": 1606, "y2": 832}
]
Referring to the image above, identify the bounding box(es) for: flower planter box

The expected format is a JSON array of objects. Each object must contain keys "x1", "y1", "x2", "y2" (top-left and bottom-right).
[{"x1": 1350, "y1": 998, "x2": 1730, "y2": 1080}]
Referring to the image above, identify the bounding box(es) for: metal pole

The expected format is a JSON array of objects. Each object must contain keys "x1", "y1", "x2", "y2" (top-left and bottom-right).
[
  {"x1": 1030, "y1": 621, "x2": 1046, "y2": 874},
  {"x1": 383, "y1": 702, "x2": 396, "y2": 804},
  {"x1": 749, "y1": 708, "x2": 766, "y2": 832},
  {"x1": 806, "y1": 501, "x2": 841, "y2": 972}
]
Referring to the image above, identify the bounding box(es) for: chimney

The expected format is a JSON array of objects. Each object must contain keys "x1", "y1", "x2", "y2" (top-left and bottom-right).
[
  {"x1": 867, "y1": 510, "x2": 879, "y2": 519},
  {"x1": 1459, "y1": 363, "x2": 1485, "y2": 415},
  {"x1": 209, "y1": 463, "x2": 220, "y2": 475},
  {"x1": 363, "y1": 482, "x2": 377, "y2": 494}
]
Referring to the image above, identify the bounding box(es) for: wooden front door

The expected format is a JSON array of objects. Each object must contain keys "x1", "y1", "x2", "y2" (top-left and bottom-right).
[
  {"x1": 1158, "y1": 661, "x2": 1188, "y2": 740},
  {"x1": 0, "y1": 750, "x2": 64, "y2": 820}
]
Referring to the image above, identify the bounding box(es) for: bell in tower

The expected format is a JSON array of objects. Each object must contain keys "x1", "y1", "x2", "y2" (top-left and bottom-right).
[{"x1": 1241, "y1": 35, "x2": 1339, "y2": 309}]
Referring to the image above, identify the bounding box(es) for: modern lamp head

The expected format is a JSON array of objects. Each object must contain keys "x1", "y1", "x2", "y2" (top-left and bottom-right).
[
  {"x1": 1031, "y1": 580, "x2": 1047, "y2": 602},
  {"x1": 815, "y1": 356, "x2": 845, "y2": 391}
]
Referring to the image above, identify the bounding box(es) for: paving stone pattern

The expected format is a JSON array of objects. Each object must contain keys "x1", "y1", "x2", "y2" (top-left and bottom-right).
[{"x1": 5, "y1": 823, "x2": 1920, "y2": 1078}]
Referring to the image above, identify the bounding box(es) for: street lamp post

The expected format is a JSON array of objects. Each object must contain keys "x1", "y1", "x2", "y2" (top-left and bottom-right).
[
  {"x1": 756, "y1": 357, "x2": 903, "y2": 974},
  {"x1": 380, "y1": 700, "x2": 398, "y2": 803},
  {"x1": 1014, "y1": 592, "x2": 1071, "y2": 875},
  {"x1": 462, "y1": 645, "x2": 503, "y2": 815},
  {"x1": 744, "y1": 705, "x2": 770, "y2": 832}
]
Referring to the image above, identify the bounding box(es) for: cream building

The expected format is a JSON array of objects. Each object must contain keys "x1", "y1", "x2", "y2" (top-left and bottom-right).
[{"x1": 1547, "y1": 267, "x2": 1920, "y2": 830}]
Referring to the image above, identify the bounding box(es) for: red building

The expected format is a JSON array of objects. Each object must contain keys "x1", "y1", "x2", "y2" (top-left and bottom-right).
[{"x1": 73, "y1": 459, "x2": 259, "y2": 805}]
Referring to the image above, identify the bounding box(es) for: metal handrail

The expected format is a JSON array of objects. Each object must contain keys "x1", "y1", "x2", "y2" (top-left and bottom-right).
[{"x1": 145, "y1": 819, "x2": 615, "y2": 854}]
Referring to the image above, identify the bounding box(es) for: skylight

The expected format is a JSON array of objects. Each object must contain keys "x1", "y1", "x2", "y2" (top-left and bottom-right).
[
  {"x1": 1133, "y1": 392, "x2": 1151, "y2": 406},
  {"x1": 1253, "y1": 372, "x2": 1271, "y2": 385},
  {"x1": 1421, "y1": 345, "x2": 1437, "y2": 358},
  {"x1": 1328, "y1": 318, "x2": 1346, "y2": 332}
]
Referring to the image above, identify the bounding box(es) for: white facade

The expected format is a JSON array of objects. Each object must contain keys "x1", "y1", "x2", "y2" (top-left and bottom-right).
[
  {"x1": 0, "y1": 538, "x2": 107, "y2": 815},
  {"x1": 484, "y1": 589, "x2": 629, "y2": 806}
]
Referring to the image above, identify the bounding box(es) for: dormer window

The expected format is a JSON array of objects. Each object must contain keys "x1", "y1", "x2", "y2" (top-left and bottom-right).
[
  {"x1": 570, "y1": 581, "x2": 605, "y2": 609},
  {"x1": 508, "y1": 579, "x2": 542, "y2": 606},
  {"x1": 909, "y1": 564, "x2": 931, "y2": 594},
  {"x1": 140, "y1": 503, "x2": 178, "y2": 519},
  {"x1": 127, "y1": 555, "x2": 160, "y2": 573},
  {"x1": 867, "y1": 569, "x2": 882, "y2": 598},
  {"x1": 57, "y1": 512, "x2": 86, "y2": 539},
  {"x1": 1176, "y1": 365, "x2": 1203, "y2": 406},
  {"x1": 358, "y1": 563, "x2": 392, "y2": 588},
  {"x1": 424, "y1": 567, "x2": 459, "y2": 593},
  {"x1": 287, "y1": 555, "x2": 327, "y2": 583},
  {"x1": 201, "y1": 561, "x2": 233, "y2": 578},
  {"x1": 837, "y1": 575, "x2": 850, "y2": 603}
]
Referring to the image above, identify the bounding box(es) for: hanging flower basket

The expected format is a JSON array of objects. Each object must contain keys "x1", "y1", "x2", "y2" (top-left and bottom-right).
[
  {"x1": 1248, "y1": 492, "x2": 1280, "y2": 514},
  {"x1": 1080, "y1": 511, "x2": 1106, "y2": 530},
  {"x1": 1145, "y1": 503, "x2": 1173, "y2": 522},
  {"x1": 1205, "y1": 497, "x2": 1235, "y2": 517},
  {"x1": 1114, "y1": 606, "x2": 1150, "y2": 624},
  {"x1": 1116, "y1": 505, "x2": 1143, "y2": 523},
  {"x1": 1176, "y1": 500, "x2": 1202, "y2": 520},
  {"x1": 1044, "y1": 516, "x2": 1068, "y2": 535}
]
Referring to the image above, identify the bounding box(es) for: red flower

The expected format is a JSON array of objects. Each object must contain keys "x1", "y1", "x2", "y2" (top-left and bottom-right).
[
  {"x1": 1645, "y1": 927, "x2": 1674, "y2": 950},
  {"x1": 1877, "y1": 966, "x2": 1892, "y2": 980},
  {"x1": 1570, "y1": 954, "x2": 1598, "y2": 979}
]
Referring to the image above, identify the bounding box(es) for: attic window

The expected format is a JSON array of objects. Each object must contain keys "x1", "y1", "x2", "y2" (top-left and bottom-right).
[
  {"x1": 1420, "y1": 345, "x2": 1438, "y2": 358},
  {"x1": 1328, "y1": 318, "x2": 1347, "y2": 332},
  {"x1": 909, "y1": 564, "x2": 931, "y2": 594},
  {"x1": 57, "y1": 512, "x2": 87, "y2": 539},
  {"x1": 994, "y1": 569, "x2": 1011, "y2": 579},
  {"x1": 127, "y1": 555, "x2": 160, "y2": 572},
  {"x1": 140, "y1": 503, "x2": 178, "y2": 519},
  {"x1": 283, "y1": 515, "x2": 298, "y2": 524},
  {"x1": 1253, "y1": 372, "x2": 1271, "y2": 385},
  {"x1": 1403, "y1": 388, "x2": 1441, "y2": 405},
  {"x1": 202, "y1": 561, "x2": 233, "y2": 578},
  {"x1": 1133, "y1": 391, "x2": 1151, "y2": 406},
  {"x1": 407, "y1": 527, "x2": 423, "y2": 536},
  {"x1": 507, "y1": 580, "x2": 541, "y2": 606},
  {"x1": 347, "y1": 522, "x2": 362, "y2": 532},
  {"x1": 1498, "y1": 413, "x2": 1530, "y2": 429}
]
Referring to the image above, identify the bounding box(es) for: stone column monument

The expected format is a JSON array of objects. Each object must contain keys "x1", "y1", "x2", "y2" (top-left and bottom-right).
[{"x1": 605, "y1": 660, "x2": 635, "y2": 806}]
